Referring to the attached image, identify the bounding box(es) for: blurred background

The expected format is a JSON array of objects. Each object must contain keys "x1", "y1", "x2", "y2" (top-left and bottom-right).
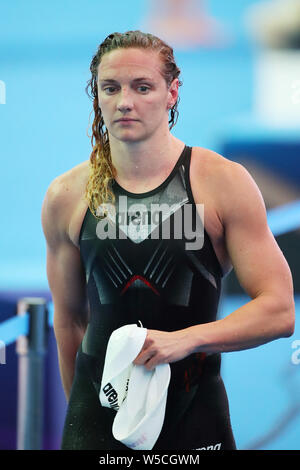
[{"x1": 0, "y1": 0, "x2": 299, "y2": 451}]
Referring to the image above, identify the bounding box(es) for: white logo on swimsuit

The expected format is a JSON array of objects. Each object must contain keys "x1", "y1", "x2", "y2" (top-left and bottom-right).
[
  {"x1": 95, "y1": 196, "x2": 204, "y2": 250},
  {"x1": 194, "y1": 442, "x2": 222, "y2": 450}
]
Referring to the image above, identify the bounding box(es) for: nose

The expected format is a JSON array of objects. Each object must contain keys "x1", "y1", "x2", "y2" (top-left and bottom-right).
[{"x1": 117, "y1": 87, "x2": 134, "y2": 113}]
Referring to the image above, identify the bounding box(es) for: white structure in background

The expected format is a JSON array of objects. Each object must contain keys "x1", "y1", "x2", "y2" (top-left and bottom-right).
[
  {"x1": 245, "y1": 0, "x2": 300, "y2": 128},
  {"x1": 0, "y1": 340, "x2": 6, "y2": 364}
]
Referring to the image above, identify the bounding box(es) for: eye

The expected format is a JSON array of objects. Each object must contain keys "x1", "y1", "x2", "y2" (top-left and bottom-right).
[
  {"x1": 138, "y1": 86, "x2": 150, "y2": 93},
  {"x1": 102, "y1": 85, "x2": 151, "y2": 94},
  {"x1": 103, "y1": 86, "x2": 117, "y2": 94}
]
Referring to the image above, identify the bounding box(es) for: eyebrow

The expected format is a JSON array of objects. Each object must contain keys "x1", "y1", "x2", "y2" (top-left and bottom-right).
[{"x1": 99, "y1": 77, "x2": 154, "y2": 84}]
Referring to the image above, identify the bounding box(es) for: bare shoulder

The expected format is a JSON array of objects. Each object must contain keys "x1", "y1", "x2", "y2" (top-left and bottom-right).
[
  {"x1": 193, "y1": 146, "x2": 240, "y2": 177},
  {"x1": 192, "y1": 146, "x2": 264, "y2": 211},
  {"x1": 45, "y1": 159, "x2": 89, "y2": 201},
  {"x1": 41, "y1": 160, "x2": 90, "y2": 246}
]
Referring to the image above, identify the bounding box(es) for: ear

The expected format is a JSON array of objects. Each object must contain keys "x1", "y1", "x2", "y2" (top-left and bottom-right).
[{"x1": 167, "y1": 78, "x2": 179, "y2": 109}]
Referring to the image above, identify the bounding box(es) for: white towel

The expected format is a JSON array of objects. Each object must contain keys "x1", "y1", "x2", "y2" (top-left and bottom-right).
[{"x1": 99, "y1": 324, "x2": 171, "y2": 450}]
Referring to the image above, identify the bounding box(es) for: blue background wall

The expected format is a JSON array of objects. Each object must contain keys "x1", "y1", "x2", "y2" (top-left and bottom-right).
[{"x1": 0, "y1": 0, "x2": 299, "y2": 450}]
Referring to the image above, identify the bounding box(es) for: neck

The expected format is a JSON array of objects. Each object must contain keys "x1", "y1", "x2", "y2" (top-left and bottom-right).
[{"x1": 108, "y1": 131, "x2": 184, "y2": 183}]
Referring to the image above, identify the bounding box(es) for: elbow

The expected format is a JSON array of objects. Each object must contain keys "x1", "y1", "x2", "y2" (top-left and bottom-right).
[{"x1": 280, "y1": 302, "x2": 295, "y2": 338}]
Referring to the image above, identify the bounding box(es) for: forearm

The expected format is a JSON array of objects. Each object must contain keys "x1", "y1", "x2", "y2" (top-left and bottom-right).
[
  {"x1": 133, "y1": 295, "x2": 294, "y2": 371},
  {"x1": 54, "y1": 324, "x2": 86, "y2": 402},
  {"x1": 187, "y1": 294, "x2": 295, "y2": 354}
]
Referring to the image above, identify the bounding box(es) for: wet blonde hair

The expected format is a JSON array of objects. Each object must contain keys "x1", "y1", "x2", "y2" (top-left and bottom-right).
[{"x1": 85, "y1": 30, "x2": 182, "y2": 218}]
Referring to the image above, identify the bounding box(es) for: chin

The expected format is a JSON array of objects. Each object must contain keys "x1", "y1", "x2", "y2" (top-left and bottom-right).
[{"x1": 115, "y1": 131, "x2": 148, "y2": 143}]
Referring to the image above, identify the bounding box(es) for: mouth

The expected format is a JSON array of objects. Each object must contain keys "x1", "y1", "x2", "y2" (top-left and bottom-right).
[{"x1": 115, "y1": 118, "x2": 138, "y2": 122}]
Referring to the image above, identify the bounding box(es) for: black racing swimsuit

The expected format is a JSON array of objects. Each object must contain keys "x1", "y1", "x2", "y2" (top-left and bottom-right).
[{"x1": 61, "y1": 145, "x2": 236, "y2": 450}]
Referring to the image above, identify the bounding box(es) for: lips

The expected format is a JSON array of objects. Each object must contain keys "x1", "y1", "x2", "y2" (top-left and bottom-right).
[{"x1": 116, "y1": 118, "x2": 137, "y2": 122}]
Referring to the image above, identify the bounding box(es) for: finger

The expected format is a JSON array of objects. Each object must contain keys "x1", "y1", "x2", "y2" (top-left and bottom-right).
[
  {"x1": 144, "y1": 354, "x2": 160, "y2": 371},
  {"x1": 133, "y1": 348, "x2": 153, "y2": 365}
]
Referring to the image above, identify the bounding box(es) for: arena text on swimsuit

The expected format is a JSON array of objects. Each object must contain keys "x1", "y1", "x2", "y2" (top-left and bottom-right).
[{"x1": 95, "y1": 197, "x2": 205, "y2": 250}]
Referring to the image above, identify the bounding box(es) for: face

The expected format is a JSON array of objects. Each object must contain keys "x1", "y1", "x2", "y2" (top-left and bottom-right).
[{"x1": 97, "y1": 47, "x2": 178, "y2": 143}]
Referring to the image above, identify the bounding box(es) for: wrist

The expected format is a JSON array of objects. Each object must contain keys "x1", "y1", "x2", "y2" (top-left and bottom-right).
[{"x1": 181, "y1": 324, "x2": 205, "y2": 355}]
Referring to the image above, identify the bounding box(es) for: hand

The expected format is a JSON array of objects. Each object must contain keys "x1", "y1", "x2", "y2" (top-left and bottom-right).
[{"x1": 133, "y1": 328, "x2": 195, "y2": 371}]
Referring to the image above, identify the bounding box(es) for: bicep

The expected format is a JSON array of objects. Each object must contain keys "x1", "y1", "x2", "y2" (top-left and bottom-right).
[{"x1": 221, "y1": 163, "x2": 294, "y2": 304}]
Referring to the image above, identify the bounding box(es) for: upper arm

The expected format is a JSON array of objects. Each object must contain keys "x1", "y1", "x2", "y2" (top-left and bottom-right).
[
  {"x1": 41, "y1": 178, "x2": 89, "y2": 330},
  {"x1": 219, "y1": 161, "x2": 294, "y2": 308}
]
